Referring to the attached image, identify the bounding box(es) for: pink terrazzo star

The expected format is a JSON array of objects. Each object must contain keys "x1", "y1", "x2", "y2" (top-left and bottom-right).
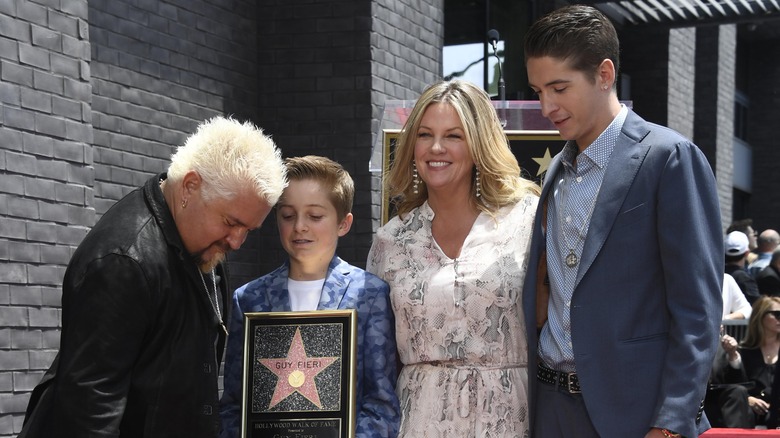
[{"x1": 258, "y1": 327, "x2": 338, "y2": 409}]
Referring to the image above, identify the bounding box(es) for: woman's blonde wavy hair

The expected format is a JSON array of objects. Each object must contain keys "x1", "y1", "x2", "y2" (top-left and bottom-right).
[
  {"x1": 385, "y1": 80, "x2": 539, "y2": 219},
  {"x1": 742, "y1": 296, "x2": 780, "y2": 349}
]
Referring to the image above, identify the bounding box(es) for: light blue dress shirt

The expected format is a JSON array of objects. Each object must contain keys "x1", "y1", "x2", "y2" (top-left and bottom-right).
[{"x1": 539, "y1": 106, "x2": 628, "y2": 372}]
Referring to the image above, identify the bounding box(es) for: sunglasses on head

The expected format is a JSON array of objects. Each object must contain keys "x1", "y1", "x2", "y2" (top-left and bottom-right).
[{"x1": 766, "y1": 310, "x2": 780, "y2": 319}]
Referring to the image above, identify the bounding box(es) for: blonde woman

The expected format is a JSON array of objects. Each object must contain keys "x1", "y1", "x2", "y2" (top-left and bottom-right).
[
  {"x1": 367, "y1": 80, "x2": 540, "y2": 436},
  {"x1": 719, "y1": 296, "x2": 780, "y2": 427}
]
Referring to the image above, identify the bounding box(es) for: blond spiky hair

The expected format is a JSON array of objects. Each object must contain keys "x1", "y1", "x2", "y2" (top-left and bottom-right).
[{"x1": 167, "y1": 116, "x2": 287, "y2": 204}]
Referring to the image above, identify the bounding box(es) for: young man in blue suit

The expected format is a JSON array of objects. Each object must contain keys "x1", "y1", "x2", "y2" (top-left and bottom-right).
[
  {"x1": 219, "y1": 156, "x2": 400, "y2": 437},
  {"x1": 522, "y1": 5, "x2": 723, "y2": 438}
]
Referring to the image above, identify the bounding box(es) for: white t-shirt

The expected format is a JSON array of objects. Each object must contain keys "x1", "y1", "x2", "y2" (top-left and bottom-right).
[
  {"x1": 722, "y1": 273, "x2": 752, "y2": 319},
  {"x1": 287, "y1": 278, "x2": 325, "y2": 311}
]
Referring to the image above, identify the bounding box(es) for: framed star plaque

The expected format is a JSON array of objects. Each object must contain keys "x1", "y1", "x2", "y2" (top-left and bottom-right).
[{"x1": 241, "y1": 310, "x2": 357, "y2": 438}]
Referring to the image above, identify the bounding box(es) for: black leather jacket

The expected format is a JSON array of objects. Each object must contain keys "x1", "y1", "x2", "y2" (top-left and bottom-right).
[{"x1": 20, "y1": 174, "x2": 228, "y2": 438}]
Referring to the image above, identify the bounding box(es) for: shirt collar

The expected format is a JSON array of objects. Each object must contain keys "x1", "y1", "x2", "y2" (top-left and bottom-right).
[{"x1": 561, "y1": 105, "x2": 628, "y2": 170}]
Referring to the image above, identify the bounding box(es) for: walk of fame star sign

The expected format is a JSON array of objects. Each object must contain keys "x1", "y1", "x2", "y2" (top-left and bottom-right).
[
  {"x1": 258, "y1": 327, "x2": 338, "y2": 409},
  {"x1": 241, "y1": 310, "x2": 357, "y2": 438}
]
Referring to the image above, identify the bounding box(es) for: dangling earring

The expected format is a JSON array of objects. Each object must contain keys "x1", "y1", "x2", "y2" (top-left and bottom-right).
[
  {"x1": 181, "y1": 199, "x2": 188, "y2": 208},
  {"x1": 475, "y1": 168, "x2": 482, "y2": 198},
  {"x1": 412, "y1": 161, "x2": 419, "y2": 195}
]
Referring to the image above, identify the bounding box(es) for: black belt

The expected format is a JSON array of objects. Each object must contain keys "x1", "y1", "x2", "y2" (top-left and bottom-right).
[{"x1": 537, "y1": 362, "x2": 581, "y2": 393}]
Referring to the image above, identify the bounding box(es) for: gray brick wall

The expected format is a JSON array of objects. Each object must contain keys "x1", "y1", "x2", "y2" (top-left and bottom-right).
[
  {"x1": 0, "y1": 0, "x2": 259, "y2": 434},
  {"x1": 242, "y1": 0, "x2": 443, "y2": 283},
  {"x1": 89, "y1": 0, "x2": 260, "y2": 296},
  {"x1": 369, "y1": 0, "x2": 443, "y2": 231},
  {"x1": 0, "y1": 0, "x2": 92, "y2": 434},
  {"x1": 715, "y1": 25, "x2": 736, "y2": 233},
  {"x1": 619, "y1": 26, "x2": 670, "y2": 126},
  {"x1": 89, "y1": 0, "x2": 259, "y2": 215},
  {"x1": 695, "y1": 24, "x2": 736, "y2": 232},
  {"x1": 667, "y1": 27, "x2": 696, "y2": 141},
  {"x1": 243, "y1": 1, "x2": 352, "y2": 277},
  {"x1": 246, "y1": 0, "x2": 381, "y2": 281}
]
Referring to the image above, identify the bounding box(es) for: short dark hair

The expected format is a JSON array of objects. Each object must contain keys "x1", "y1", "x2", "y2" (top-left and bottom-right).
[
  {"x1": 727, "y1": 218, "x2": 753, "y2": 235},
  {"x1": 524, "y1": 5, "x2": 620, "y2": 84}
]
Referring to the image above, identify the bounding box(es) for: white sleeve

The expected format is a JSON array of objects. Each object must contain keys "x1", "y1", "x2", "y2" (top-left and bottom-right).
[{"x1": 723, "y1": 273, "x2": 752, "y2": 319}]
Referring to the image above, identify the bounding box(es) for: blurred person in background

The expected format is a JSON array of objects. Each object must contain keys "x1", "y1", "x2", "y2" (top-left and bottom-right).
[
  {"x1": 749, "y1": 229, "x2": 780, "y2": 277},
  {"x1": 726, "y1": 231, "x2": 761, "y2": 305},
  {"x1": 717, "y1": 296, "x2": 780, "y2": 428}
]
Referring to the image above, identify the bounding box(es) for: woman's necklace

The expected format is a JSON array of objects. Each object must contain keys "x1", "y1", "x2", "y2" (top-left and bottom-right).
[
  {"x1": 556, "y1": 176, "x2": 599, "y2": 268},
  {"x1": 760, "y1": 339, "x2": 779, "y2": 364},
  {"x1": 199, "y1": 269, "x2": 228, "y2": 335}
]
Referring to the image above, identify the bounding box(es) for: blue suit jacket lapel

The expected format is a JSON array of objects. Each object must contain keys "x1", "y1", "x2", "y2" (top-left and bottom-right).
[
  {"x1": 575, "y1": 111, "x2": 651, "y2": 287},
  {"x1": 317, "y1": 256, "x2": 351, "y2": 310},
  {"x1": 267, "y1": 264, "x2": 293, "y2": 311}
]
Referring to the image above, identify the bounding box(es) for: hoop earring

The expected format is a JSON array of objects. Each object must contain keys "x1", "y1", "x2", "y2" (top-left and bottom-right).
[
  {"x1": 475, "y1": 168, "x2": 482, "y2": 198},
  {"x1": 412, "y1": 161, "x2": 419, "y2": 195}
]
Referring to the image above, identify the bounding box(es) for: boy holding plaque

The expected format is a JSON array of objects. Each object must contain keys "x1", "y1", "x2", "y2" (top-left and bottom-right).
[{"x1": 219, "y1": 155, "x2": 400, "y2": 437}]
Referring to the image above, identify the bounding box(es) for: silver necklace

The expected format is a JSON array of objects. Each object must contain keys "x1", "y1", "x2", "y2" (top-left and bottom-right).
[
  {"x1": 199, "y1": 269, "x2": 227, "y2": 335},
  {"x1": 556, "y1": 176, "x2": 599, "y2": 268}
]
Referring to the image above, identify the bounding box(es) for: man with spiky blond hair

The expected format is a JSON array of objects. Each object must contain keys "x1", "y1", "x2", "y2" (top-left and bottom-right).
[{"x1": 19, "y1": 116, "x2": 287, "y2": 438}]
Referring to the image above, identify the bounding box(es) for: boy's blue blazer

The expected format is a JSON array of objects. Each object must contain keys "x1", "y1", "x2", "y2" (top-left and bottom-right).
[{"x1": 219, "y1": 256, "x2": 400, "y2": 437}]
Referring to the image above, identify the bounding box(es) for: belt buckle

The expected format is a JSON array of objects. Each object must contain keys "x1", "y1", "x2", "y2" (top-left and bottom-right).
[{"x1": 565, "y1": 371, "x2": 581, "y2": 394}]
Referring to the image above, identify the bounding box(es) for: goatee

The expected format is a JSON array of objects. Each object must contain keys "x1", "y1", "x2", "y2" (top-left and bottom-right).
[{"x1": 192, "y1": 248, "x2": 227, "y2": 273}]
